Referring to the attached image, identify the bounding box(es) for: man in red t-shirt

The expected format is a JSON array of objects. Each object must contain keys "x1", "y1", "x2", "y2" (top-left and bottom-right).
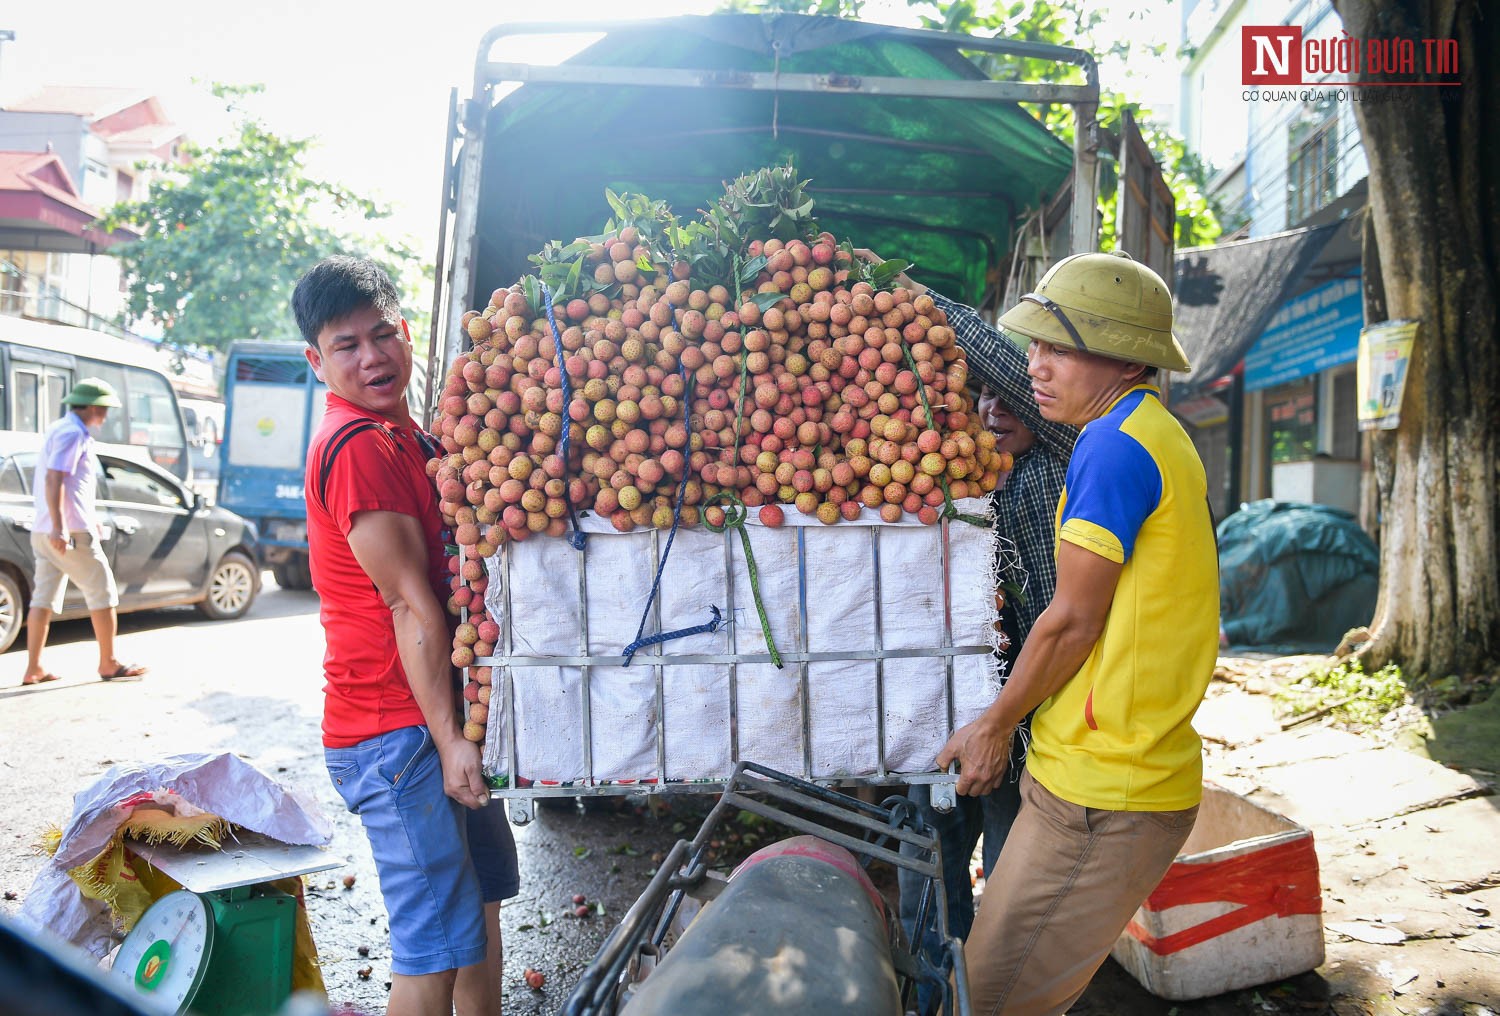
[{"x1": 293, "y1": 256, "x2": 517, "y2": 1016}]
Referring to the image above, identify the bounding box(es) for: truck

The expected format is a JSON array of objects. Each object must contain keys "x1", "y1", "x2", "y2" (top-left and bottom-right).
[
  {"x1": 426, "y1": 13, "x2": 1178, "y2": 789},
  {"x1": 217, "y1": 340, "x2": 427, "y2": 590},
  {"x1": 425, "y1": 15, "x2": 1176, "y2": 1011},
  {"x1": 428, "y1": 15, "x2": 1103, "y2": 406},
  {"x1": 217, "y1": 340, "x2": 324, "y2": 590}
]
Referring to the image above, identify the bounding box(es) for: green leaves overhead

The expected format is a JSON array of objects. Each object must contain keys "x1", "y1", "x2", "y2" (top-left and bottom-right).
[{"x1": 904, "y1": 0, "x2": 1226, "y2": 249}]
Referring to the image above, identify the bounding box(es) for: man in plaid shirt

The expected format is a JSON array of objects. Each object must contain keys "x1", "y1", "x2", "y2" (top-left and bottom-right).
[{"x1": 895, "y1": 283, "x2": 1078, "y2": 975}]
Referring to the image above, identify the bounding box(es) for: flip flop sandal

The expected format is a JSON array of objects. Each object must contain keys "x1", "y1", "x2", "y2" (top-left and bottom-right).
[
  {"x1": 21, "y1": 673, "x2": 61, "y2": 686},
  {"x1": 100, "y1": 663, "x2": 148, "y2": 681}
]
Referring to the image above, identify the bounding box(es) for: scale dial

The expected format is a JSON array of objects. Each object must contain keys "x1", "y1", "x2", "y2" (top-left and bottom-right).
[{"x1": 112, "y1": 889, "x2": 215, "y2": 1014}]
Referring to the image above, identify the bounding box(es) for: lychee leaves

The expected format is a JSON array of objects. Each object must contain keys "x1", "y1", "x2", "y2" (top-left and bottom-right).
[
  {"x1": 526, "y1": 238, "x2": 618, "y2": 305},
  {"x1": 841, "y1": 239, "x2": 914, "y2": 291},
  {"x1": 714, "y1": 164, "x2": 819, "y2": 245},
  {"x1": 514, "y1": 164, "x2": 909, "y2": 310}
]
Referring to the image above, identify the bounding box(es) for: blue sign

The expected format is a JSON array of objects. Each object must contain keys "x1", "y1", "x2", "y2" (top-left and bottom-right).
[{"x1": 1243, "y1": 274, "x2": 1363, "y2": 391}]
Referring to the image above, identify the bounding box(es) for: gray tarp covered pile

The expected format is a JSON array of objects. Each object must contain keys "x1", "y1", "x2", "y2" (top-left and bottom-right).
[{"x1": 1218, "y1": 500, "x2": 1378, "y2": 651}]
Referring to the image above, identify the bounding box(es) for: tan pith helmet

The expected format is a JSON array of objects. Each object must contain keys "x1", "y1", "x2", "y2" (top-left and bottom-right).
[{"x1": 997, "y1": 250, "x2": 1191, "y2": 372}]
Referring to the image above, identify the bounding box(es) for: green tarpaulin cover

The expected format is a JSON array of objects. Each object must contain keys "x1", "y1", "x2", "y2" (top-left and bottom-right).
[
  {"x1": 1218, "y1": 499, "x2": 1379, "y2": 652},
  {"x1": 471, "y1": 14, "x2": 1075, "y2": 306}
]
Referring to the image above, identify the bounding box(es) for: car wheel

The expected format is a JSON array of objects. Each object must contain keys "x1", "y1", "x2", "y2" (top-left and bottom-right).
[
  {"x1": 198, "y1": 551, "x2": 259, "y2": 620},
  {"x1": 0, "y1": 570, "x2": 23, "y2": 654},
  {"x1": 272, "y1": 553, "x2": 314, "y2": 591}
]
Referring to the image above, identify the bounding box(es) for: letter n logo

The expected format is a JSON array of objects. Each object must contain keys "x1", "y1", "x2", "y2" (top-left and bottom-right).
[{"x1": 1241, "y1": 26, "x2": 1302, "y2": 85}]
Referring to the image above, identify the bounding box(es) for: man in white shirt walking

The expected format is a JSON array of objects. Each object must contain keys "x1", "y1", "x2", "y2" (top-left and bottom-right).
[{"x1": 19, "y1": 378, "x2": 148, "y2": 686}]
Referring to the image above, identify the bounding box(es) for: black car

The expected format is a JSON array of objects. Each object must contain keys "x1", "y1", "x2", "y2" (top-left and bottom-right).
[{"x1": 0, "y1": 433, "x2": 261, "y2": 653}]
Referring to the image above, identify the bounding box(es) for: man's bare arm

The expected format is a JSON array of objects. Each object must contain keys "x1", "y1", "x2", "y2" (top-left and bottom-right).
[
  {"x1": 937, "y1": 541, "x2": 1123, "y2": 795},
  {"x1": 347, "y1": 509, "x2": 487, "y2": 809}
]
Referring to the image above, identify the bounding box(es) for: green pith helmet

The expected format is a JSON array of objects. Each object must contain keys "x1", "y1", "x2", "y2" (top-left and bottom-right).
[
  {"x1": 997, "y1": 250, "x2": 1191, "y2": 373},
  {"x1": 62, "y1": 378, "x2": 121, "y2": 408}
]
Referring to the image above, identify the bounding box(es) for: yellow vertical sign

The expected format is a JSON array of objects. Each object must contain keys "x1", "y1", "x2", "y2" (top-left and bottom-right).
[{"x1": 1356, "y1": 319, "x2": 1419, "y2": 431}]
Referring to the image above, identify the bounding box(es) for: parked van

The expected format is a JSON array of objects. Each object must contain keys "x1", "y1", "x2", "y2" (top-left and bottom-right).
[{"x1": 0, "y1": 317, "x2": 191, "y2": 482}]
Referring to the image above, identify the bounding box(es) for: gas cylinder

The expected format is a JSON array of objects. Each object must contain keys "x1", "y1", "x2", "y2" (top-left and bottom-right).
[{"x1": 622, "y1": 835, "x2": 902, "y2": 1015}]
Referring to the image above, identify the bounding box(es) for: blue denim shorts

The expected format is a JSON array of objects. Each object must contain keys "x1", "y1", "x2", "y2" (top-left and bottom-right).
[{"x1": 325, "y1": 725, "x2": 520, "y2": 976}]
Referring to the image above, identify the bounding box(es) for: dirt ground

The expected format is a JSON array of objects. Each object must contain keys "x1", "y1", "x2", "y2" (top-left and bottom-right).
[{"x1": 2, "y1": 594, "x2": 1497, "y2": 1015}]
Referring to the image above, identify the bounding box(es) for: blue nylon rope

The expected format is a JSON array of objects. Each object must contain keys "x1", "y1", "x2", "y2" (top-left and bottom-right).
[
  {"x1": 622, "y1": 359, "x2": 727, "y2": 665},
  {"x1": 540, "y1": 282, "x2": 587, "y2": 551}
]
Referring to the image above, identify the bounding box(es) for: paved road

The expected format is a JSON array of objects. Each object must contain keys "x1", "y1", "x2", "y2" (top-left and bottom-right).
[{"x1": 0, "y1": 576, "x2": 677, "y2": 1014}]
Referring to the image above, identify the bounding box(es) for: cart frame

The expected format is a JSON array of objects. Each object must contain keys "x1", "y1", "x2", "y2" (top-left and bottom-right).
[{"x1": 562, "y1": 761, "x2": 971, "y2": 1016}]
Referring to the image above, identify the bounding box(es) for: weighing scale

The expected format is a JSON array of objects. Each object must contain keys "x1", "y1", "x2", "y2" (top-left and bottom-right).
[{"x1": 110, "y1": 832, "x2": 342, "y2": 1016}]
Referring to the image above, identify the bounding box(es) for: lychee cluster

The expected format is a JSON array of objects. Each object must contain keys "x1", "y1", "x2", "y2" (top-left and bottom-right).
[{"x1": 430, "y1": 234, "x2": 1007, "y2": 555}]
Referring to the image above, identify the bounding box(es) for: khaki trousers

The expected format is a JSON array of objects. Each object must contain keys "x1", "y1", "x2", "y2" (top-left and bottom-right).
[{"x1": 963, "y1": 769, "x2": 1198, "y2": 1016}]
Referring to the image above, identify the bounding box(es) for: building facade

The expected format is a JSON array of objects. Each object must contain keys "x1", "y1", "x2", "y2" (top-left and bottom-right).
[
  {"x1": 1176, "y1": 0, "x2": 1370, "y2": 522},
  {"x1": 0, "y1": 86, "x2": 184, "y2": 332}
]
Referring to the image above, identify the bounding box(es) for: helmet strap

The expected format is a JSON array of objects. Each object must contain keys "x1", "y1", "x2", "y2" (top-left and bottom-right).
[{"x1": 1020, "y1": 294, "x2": 1090, "y2": 352}]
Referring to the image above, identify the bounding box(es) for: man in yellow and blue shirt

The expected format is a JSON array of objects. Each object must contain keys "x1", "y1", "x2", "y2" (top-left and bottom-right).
[{"x1": 927, "y1": 251, "x2": 1220, "y2": 1015}]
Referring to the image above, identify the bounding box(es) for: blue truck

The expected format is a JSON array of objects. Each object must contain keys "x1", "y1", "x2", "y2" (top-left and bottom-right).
[
  {"x1": 218, "y1": 339, "x2": 429, "y2": 591},
  {"x1": 217, "y1": 341, "x2": 324, "y2": 590}
]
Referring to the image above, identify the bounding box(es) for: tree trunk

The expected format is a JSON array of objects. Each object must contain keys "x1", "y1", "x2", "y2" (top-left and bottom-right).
[{"x1": 1331, "y1": 0, "x2": 1499, "y2": 679}]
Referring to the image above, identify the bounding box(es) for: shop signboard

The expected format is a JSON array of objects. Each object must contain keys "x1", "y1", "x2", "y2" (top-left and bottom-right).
[{"x1": 1243, "y1": 274, "x2": 1363, "y2": 391}]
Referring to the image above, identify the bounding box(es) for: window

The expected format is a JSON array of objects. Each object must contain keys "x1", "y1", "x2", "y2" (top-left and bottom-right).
[
  {"x1": 43, "y1": 372, "x2": 70, "y2": 423},
  {"x1": 124, "y1": 367, "x2": 186, "y2": 473},
  {"x1": 0, "y1": 457, "x2": 26, "y2": 496},
  {"x1": 236, "y1": 357, "x2": 309, "y2": 384},
  {"x1": 1265, "y1": 378, "x2": 1318, "y2": 466},
  {"x1": 100, "y1": 458, "x2": 185, "y2": 510},
  {"x1": 12, "y1": 369, "x2": 39, "y2": 433},
  {"x1": 1287, "y1": 97, "x2": 1340, "y2": 225},
  {"x1": 116, "y1": 170, "x2": 134, "y2": 204}
]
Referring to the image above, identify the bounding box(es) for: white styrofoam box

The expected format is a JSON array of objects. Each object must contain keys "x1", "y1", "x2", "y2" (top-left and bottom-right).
[
  {"x1": 480, "y1": 500, "x2": 1001, "y2": 786},
  {"x1": 1111, "y1": 785, "x2": 1325, "y2": 1001}
]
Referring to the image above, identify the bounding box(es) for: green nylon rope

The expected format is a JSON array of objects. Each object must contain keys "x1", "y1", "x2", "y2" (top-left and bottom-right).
[{"x1": 703, "y1": 491, "x2": 784, "y2": 669}]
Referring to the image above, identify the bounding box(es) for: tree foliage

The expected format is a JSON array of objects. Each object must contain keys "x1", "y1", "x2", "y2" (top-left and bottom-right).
[
  {"x1": 717, "y1": 0, "x2": 867, "y2": 16},
  {"x1": 99, "y1": 84, "x2": 420, "y2": 352}
]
